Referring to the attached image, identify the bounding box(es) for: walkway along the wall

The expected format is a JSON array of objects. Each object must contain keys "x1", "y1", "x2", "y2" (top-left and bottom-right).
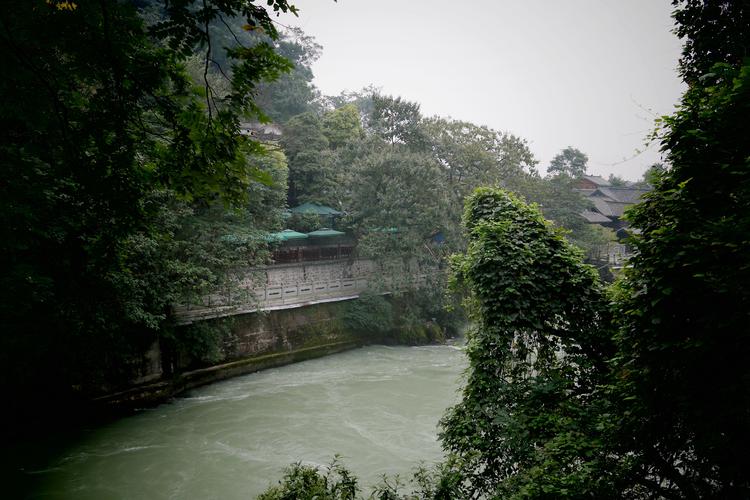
[{"x1": 173, "y1": 258, "x2": 430, "y2": 325}]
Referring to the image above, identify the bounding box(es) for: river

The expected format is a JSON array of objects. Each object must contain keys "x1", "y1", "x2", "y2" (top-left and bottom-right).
[{"x1": 13, "y1": 343, "x2": 467, "y2": 499}]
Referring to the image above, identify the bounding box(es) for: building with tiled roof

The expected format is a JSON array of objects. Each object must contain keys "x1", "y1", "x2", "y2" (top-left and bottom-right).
[
  {"x1": 581, "y1": 186, "x2": 650, "y2": 231},
  {"x1": 575, "y1": 175, "x2": 611, "y2": 191}
]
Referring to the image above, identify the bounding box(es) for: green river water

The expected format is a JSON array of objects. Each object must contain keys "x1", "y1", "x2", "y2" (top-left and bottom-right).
[{"x1": 12, "y1": 344, "x2": 467, "y2": 499}]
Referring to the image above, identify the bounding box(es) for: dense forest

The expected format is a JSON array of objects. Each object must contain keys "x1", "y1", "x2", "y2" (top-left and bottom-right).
[{"x1": 2, "y1": 0, "x2": 749, "y2": 498}]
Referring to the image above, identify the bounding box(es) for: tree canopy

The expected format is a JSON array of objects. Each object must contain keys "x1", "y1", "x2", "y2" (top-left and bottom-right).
[
  {"x1": 437, "y1": 1, "x2": 750, "y2": 497},
  {"x1": 607, "y1": 0, "x2": 750, "y2": 494},
  {"x1": 0, "y1": 0, "x2": 296, "y2": 416},
  {"x1": 548, "y1": 146, "x2": 589, "y2": 178},
  {"x1": 441, "y1": 188, "x2": 614, "y2": 498}
]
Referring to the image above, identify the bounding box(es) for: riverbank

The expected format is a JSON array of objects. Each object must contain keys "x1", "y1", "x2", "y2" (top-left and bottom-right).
[
  {"x1": 6, "y1": 344, "x2": 467, "y2": 500},
  {"x1": 91, "y1": 294, "x2": 459, "y2": 415},
  {"x1": 2, "y1": 294, "x2": 460, "y2": 450},
  {"x1": 94, "y1": 339, "x2": 362, "y2": 411}
]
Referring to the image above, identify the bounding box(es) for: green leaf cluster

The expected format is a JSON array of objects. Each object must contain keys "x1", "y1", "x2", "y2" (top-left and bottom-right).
[
  {"x1": 0, "y1": 0, "x2": 293, "y2": 410},
  {"x1": 605, "y1": 2, "x2": 750, "y2": 495},
  {"x1": 440, "y1": 188, "x2": 616, "y2": 498},
  {"x1": 257, "y1": 458, "x2": 359, "y2": 500}
]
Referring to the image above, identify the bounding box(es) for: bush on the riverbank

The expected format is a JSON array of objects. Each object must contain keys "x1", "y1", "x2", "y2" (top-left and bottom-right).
[
  {"x1": 165, "y1": 319, "x2": 235, "y2": 368},
  {"x1": 257, "y1": 457, "x2": 465, "y2": 500},
  {"x1": 257, "y1": 459, "x2": 358, "y2": 500},
  {"x1": 342, "y1": 294, "x2": 394, "y2": 336},
  {"x1": 389, "y1": 321, "x2": 444, "y2": 346},
  {"x1": 342, "y1": 292, "x2": 461, "y2": 347}
]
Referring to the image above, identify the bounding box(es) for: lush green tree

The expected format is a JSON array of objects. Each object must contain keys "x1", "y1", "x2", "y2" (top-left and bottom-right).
[
  {"x1": 672, "y1": 0, "x2": 750, "y2": 84},
  {"x1": 126, "y1": 191, "x2": 277, "y2": 374},
  {"x1": 632, "y1": 162, "x2": 665, "y2": 189},
  {"x1": 256, "y1": 27, "x2": 323, "y2": 123},
  {"x1": 346, "y1": 143, "x2": 448, "y2": 259},
  {"x1": 526, "y1": 148, "x2": 599, "y2": 251},
  {"x1": 0, "y1": 0, "x2": 295, "y2": 415},
  {"x1": 530, "y1": 175, "x2": 612, "y2": 255},
  {"x1": 607, "y1": 1, "x2": 750, "y2": 496},
  {"x1": 548, "y1": 146, "x2": 589, "y2": 178},
  {"x1": 424, "y1": 118, "x2": 536, "y2": 193},
  {"x1": 281, "y1": 112, "x2": 337, "y2": 206},
  {"x1": 440, "y1": 188, "x2": 614, "y2": 498},
  {"x1": 336, "y1": 95, "x2": 446, "y2": 259},
  {"x1": 421, "y1": 117, "x2": 538, "y2": 248},
  {"x1": 285, "y1": 212, "x2": 322, "y2": 233},
  {"x1": 325, "y1": 86, "x2": 379, "y2": 118},
  {"x1": 368, "y1": 94, "x2": 426, "y2": 147},
  {"x1": 164, "y1": 8, "x2": 320, "y2": 124},
  {"x1": 607, "y1": 174, "x2": 629, "y2": 187},
  {"x1": 323, "y1": 104, "x2": 363, "y2": 150},
  {"x1": 245, "y1": 147, "x2": 289, "y2": 230}
]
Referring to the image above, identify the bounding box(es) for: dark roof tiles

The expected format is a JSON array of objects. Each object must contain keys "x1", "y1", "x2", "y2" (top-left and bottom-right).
[{"x1": 594, "y1": 187, "x2": 649, "y2": 204}]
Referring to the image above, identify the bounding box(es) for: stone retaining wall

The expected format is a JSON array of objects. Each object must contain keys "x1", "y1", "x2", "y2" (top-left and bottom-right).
[{"x1": 96, "y1": 300, "x2": 362, "y2": 411}]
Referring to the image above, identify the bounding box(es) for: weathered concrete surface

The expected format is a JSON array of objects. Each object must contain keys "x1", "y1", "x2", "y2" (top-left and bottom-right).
[{"x1": 96, "y1": 259, "x2": 439, "y2": 411}]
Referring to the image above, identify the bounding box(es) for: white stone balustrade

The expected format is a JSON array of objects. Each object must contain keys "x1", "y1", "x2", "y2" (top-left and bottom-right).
[{"x1": 174, "y1": 258, "x2": 433, "y2": 325}]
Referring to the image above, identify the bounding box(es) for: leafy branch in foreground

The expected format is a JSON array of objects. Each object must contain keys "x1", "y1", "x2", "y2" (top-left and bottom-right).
[
  {"x1": 257, "y1": 457, "x2": 358, "y2": 500},
  {"x1": 0, "y1": 0, "x2": 296, "y2": 412},
  {"x1": 256, "y1": 457, "x2": 465, "y2": 500},
  {"x1": 605, "y1": 2, "x2": 750, "y2": 496},
  {"x1": 440, "y1": 188, "x2": 615, "y2": 498}
]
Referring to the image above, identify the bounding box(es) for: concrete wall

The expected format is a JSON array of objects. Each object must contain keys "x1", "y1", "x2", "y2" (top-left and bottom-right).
[{"x1": 224, "y1": 300, "x2": 357, "y2": 360}]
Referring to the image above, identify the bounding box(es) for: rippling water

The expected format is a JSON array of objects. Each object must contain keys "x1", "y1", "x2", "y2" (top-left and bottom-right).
[{"x1": 17, "y1": 344, "x2": 466, "y2": 499}]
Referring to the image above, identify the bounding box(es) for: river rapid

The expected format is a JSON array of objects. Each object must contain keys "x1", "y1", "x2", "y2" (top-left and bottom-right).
[{"x1": 15, "y1": 344, "x2": 467, "y2": 499}]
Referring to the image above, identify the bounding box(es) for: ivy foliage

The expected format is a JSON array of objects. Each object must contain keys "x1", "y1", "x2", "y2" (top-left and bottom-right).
[{"x1": 440, "y1": 188, "x2": 615, "y2": 498}]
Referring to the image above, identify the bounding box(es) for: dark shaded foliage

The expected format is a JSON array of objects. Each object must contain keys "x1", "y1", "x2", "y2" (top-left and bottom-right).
[
  {"x1": 440, "y1": 189, "x2": 615, "y2": 498},
  {"x1": 607, "y1": 2, "x2": 750, "y2": 496},
  {"x1": 0, "y1": 0, "x2": 293, "y2": 421}
]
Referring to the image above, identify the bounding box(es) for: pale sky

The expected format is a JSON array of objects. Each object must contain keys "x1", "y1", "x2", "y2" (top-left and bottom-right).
[{"x1": 284, "y1": 0, "x2": 685, "y2": 181}]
